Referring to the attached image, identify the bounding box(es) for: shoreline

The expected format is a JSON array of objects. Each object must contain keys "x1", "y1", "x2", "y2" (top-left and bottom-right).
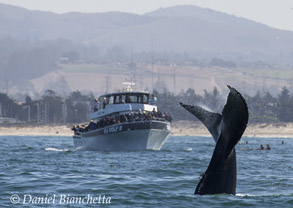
[
  {"x1": 0, "y1": 121, "x2": 293, "y2": 138},
  {"x1": 171, "y1": 121, "x2": 293, "y2": 138}
]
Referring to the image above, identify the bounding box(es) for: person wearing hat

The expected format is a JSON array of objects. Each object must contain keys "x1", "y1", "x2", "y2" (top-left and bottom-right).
[
  {"x1": 103, "y1": 97, "x2": 107, "y2": 109},
  {"x1": 94, "y1": 98, "x2": 99, "y2": 112}
]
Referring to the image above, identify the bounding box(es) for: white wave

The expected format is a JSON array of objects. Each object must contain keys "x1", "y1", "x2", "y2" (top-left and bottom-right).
[
  {"x1": 236, "y1": 193, "x2": 254, "y2": 197},
  {"x1": 236, "y1": 193, "x2": 292, "y2": 197},
  {"x1": 45, "y1": 147, "x2": 69, "y2": 152},
  {"x1": 75, "y1": 146, "x2": 84, "y2": 151},
  {"x1": 185, "y1": 147, "x2": 192, "y2": 151}
]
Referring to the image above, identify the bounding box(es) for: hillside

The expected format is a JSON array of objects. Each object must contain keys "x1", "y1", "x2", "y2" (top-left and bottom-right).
[
  {"x1": 20, "y1": 63, "x2": 292, "y2": 98},
  {"x1": 1, "y1": 4, "x2": 293, "y2": 63},
  {"x1": 1, "y1": 4, "x2": 293, "y2": 97}
]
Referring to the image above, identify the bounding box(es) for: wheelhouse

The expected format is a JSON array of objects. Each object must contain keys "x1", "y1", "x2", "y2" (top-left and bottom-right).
[
  {"x1": 97, "y1": 92, "x2": 150, "y2": 110},
  {"x1": 91, "y1": 91, "x2": 156, "y2": 120}
]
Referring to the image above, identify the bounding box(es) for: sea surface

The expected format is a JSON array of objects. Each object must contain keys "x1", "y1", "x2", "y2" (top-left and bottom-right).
[{"x1": 0, "y1": 135, "x2": 292, "y2": 207}]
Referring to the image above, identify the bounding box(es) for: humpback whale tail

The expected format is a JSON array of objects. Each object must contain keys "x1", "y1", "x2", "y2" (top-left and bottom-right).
[{"x1": 180, "y1": 86, "x2": 249, "y2": 195}]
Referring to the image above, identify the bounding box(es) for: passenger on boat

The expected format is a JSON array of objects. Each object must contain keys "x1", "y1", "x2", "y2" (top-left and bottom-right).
[
  {"x1": 167, "y1": 114, "x2": 173, "y2": 122},
  {"x1": 100, "y1": 118, "x2": 106, "y2": 127},
  {"x1": 76, "y1": 125, "x2": 81, "y2": 134},
  {"x1": 151, "y1": 108, "x2": 158, "y2": 118},
  {"x1": 105, "y1": 116, "x2": 111, "y2": 126},
  {"x1": 128, "y1": 112, "x2": 135, "y2": 122},
  {"x1": 145, "y1": 112, "x2": 153, "y2": 120},
  {"x1": 72, "y1": 125, "x2": 78, "y2": 135},
  {"x1": 80, "y1": 124, "x2": 87, "y2": 132},
  {"x1": 137, "y1": 109, "x2": 143, "y2": 121},
  {"x1": 110, "y1": 117, "x2": 116, "y2": 125},
  {"x1": 157, "y1": 111, "x2": 163, "y2": 118},
  {"x1": 120, "y1": 114, "x2": 128, "y2": 123},
  {"x1": 94, "y1": 99, "x2": 99, "y2": 112},
  {"x1": 150, "y1": 94, "x2": 157, "y2": 105},
  {"x1": 89, "y1": 120, "x2": 96, "y2": 130},
  {"x1": 103, "y1": 98, "x2": 107, "y2": 109},
  {"x1": 119, "y1": 96, "x2": 125, "y2": 103},
  {"x1": 73, "y1": 110, "x2": 172, "y2": 134},
  {"x1": 96, "y1": 121, "x2": 101, "y2": 129}
]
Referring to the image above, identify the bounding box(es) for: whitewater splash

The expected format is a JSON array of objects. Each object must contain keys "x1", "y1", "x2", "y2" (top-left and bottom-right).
[
  {"x1": 236, "y1": 193, "x2": 293, "y2": 197},
  {"x1": 45, "y1": 147, "x2": 69, "y2": 152}
]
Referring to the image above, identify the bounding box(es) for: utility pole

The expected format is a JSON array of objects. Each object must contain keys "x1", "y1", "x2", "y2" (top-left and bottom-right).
[
  {"x1": 172, "y1": 65, "x2": 176, "y2": 93},
  {"x1": 151, "y1": 44, "x2": 154, "y2": 92},
  {"x1": 0, "y1": 102, "x2": 2, "y2": 117},
  {"x1": 105, "y1": 75, "x2": 111, "y2": 94},
  {"x1": 28, "y1": 106, "x2": 30, "y2": 123},
  {"x1": 23, "y1": 105, "x2": 31, "y2": 123},
  {"x1": 36, "y1": 103, "x2": 40, "y2": 124},
  {"x1": 62, "y1": 103, "x2": 67, "y2": 123},
  {"x1": 45, "y1": 103, "x2": 48, "y2": 124}
]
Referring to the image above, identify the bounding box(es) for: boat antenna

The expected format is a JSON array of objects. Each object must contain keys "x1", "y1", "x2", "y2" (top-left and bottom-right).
[
  {"x1": 122, "y1": 76, "x2": 135, "y2": 92},
  {"x1": 131, "y1": 44, "x2": 133, "y2": 78},
  {"x1": 151, "y1": 36, "x2": 154, "y2": 92}
]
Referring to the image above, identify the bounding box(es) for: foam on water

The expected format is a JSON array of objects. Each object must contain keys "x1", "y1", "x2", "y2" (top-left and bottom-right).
[
  {"x1": 185, "y1": 147, "x2": 193, "y2": 151},
  {"x1": 237, "y1": 193, "x2": 293, "y2": 197},
  {"x1": 45, "y1": 147, "x2": 69, "y2": 152}
]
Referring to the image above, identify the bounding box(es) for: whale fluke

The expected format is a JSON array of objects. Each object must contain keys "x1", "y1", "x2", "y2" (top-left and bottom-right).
[
  {"x1": 179, "y1": 103, "x2": 222, "y2": 142},
  {"x1": 180, "y1": 86, "x2": 249, "y2": 195}
]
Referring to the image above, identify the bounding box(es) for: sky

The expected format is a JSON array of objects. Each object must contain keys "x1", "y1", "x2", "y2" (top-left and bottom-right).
[{"x1": 0, "y1": 0, "x2": 293, "y2": 31}]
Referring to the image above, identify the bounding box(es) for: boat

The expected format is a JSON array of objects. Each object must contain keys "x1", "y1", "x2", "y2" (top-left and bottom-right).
[{"x1": 72, "y1": 82, "x2": 172, "y2": 151}]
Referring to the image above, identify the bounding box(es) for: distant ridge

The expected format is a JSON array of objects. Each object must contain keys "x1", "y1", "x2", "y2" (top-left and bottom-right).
[{"x1": 0, "y1": 3, "x2": 293, "y2": 63}]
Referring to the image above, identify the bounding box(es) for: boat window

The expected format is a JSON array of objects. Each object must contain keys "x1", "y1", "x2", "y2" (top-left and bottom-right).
[
  {"x1": 138, "y1": 95, "x2": 149, "y2": 103},
  {"x1": 114, "y1": 94, "x2": 126, "y2": 104},
  {"x1": 108, "y1": 96, "x2": 114, "y2": 105},
  {"x1": 145, "y1": 94, "x2": 149, "y2": 103},
  {"x1": 128, "y1": 95, "x2": 138, "y2": 103},
  {"x1": 114, "y1": 95, "x2": 120, "y2": 104},
  {"x1": 124, "y1": 94, "x2": 149, "y2": 103},
  {"x1": 138, "y1": 95, "x2": 143, "y2": 103}
]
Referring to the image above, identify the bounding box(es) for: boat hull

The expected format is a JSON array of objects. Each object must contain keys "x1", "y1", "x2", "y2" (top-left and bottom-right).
[{"x1": 73, "y1": 121, "x2": 171, "y2": 151}]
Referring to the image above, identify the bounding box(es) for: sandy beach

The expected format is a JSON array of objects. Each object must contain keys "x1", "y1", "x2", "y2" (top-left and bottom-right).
[
  {"x1": 1, "y1": 121, "x2": 293, "y2": 138},
  {"x1": 171, "y1": 121, "x2": 293, "y2": 138},
  {"x1": 0, "y1": 124, "x2": 73, "y2": 136}
]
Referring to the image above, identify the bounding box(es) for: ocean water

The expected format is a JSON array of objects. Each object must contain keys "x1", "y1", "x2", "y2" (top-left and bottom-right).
[{"x1": 0, "y1": 135, "x2": 292, "y2": 208}]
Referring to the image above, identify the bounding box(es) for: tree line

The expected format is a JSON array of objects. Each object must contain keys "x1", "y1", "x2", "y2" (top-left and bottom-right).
[
  {"x1": 0, "y1": 87, "x2": 293, "y2": 124},
  {"x1": 155, "y1": 87, "x2": 293, "y2": 123},
  {"x1": 0, "y1": 90, "x2": 92, "y2": 124}
]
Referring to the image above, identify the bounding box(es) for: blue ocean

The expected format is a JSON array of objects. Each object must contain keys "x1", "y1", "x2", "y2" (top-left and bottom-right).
[{"x1": 1, "y1": 135, "x2": 292, "y2": 207}]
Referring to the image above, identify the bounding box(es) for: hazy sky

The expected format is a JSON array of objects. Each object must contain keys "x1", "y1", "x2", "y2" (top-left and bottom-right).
[{"x1": 0, "y1": 0, "x2": 293, "y2": 31}]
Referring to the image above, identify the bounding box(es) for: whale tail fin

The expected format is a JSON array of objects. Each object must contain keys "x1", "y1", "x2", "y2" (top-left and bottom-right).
[
  {"x1": 180, "y1": 86, "x2": 248, "y2": 195},
  {"x1": 179, "y1": 103, "x2": 222, "y2": 142},
  {"x1": 220, "y1": 86, "x2": 248, "y2": 157}
]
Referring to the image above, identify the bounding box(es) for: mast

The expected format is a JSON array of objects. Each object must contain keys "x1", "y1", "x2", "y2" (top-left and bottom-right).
[{"x1": 122, "y1": 76, "x2": 135, "y2": 92}]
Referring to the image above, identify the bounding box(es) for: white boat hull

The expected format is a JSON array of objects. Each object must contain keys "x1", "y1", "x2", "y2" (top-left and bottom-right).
[{"x1": 73, "y1": 121, "x2": 171, "y2": 151}]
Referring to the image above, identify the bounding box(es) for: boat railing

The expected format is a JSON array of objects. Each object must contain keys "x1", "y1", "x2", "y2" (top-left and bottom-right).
[{"x1": 72, "y1": 111, "x2": 172, "y2": 135}]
